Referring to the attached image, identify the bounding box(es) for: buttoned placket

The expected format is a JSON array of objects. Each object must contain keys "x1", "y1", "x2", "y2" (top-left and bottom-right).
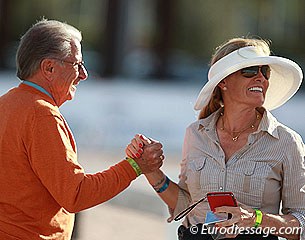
[
  {"x1": 203, "y1": 120, "x2": 262, "y2": 193},
  {"x1": 202, "y1": 123, "x2": 228, "y2": 191}
]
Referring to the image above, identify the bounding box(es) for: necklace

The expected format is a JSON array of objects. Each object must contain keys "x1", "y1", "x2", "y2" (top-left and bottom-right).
[{"x1": 220, "y1": 112, "x2": 260, "y2": 142}]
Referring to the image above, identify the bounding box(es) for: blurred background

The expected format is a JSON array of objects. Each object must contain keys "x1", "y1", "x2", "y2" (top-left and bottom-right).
[{"x1": 0, "y1": 0, "x2": 304, "y2": 239}]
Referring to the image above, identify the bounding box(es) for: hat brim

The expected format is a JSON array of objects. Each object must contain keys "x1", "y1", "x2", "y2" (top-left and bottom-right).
[{"x1": 194, "y1": 49, "x2": 303, "y2": 111}]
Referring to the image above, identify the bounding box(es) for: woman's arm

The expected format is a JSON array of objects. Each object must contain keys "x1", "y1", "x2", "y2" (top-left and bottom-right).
[
  {"x1": 126, "y1": 134, "x2": 184, "y2": 211},
  {"x1": 144, "y1": 170, "x2": 179, "y2": 210}
]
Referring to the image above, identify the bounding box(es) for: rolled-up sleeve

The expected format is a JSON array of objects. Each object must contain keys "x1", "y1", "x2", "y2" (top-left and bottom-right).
[{"x1": 282, "y1": 134, "x2": 305, "y2": 239}]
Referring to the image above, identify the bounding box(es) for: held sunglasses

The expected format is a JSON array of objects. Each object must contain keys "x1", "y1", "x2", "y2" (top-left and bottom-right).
[{"x1": 240, "y1": 65, "x2": 271, "y2": 80}]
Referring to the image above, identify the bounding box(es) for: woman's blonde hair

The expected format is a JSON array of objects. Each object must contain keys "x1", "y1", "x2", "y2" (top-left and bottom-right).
[{"x1": 198, "y1": 37, "x2": 271, "y2": 119}]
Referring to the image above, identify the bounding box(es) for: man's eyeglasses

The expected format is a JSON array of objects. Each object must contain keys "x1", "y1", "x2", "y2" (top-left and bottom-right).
[
  {"x1": 240, "y1": 65, "x2": 271, "y2": 80},
  {"x1": 52, "y1": 58, "x2": 85, "y2": 71},
  {"x1": 62, "y1": 60, "x2": 85, "y2": 70}
]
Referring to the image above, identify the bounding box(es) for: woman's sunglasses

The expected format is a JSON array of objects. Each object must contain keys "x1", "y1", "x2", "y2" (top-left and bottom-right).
[{"x1": 240, "y1": 65, "x2": 271, "y2": 80}]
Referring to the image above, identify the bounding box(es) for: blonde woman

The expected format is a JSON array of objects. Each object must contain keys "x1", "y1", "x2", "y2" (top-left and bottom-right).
[{"x1": 126, "y1": 38, "x2": 304, "y2": 239}]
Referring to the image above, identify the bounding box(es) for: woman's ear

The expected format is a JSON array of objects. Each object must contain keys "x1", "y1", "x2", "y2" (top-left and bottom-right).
[
  {"x1": 218, "y1": 80, "x2": 227, "y2": 91},
  {"x1": 40, "y1": 59, "x2": 54, "y2": 81}
]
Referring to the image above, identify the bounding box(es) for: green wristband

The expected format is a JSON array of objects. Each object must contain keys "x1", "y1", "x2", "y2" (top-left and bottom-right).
[
  {"x1": 254, "y1": 209, "x2": 263, "y2": 228},
  {"x1": 126, "y1": 158, "x2": 142, "y2": 177}
]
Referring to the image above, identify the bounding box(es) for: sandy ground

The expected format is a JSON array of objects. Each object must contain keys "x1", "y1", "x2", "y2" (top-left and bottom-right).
[
  {"x1": 70, "y1": 149, "x2": 182, "y2": 240},
  {"x1": 73, "y1": 203, "x2": 167, "y2": 240}
]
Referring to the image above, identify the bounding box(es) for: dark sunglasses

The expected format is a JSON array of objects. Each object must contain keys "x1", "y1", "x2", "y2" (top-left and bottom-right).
[{"x1": 240, "y1": 65, "x2": 271, "y2": 80}]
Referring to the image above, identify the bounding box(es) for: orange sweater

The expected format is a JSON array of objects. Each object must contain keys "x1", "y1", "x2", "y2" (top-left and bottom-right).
[{"x1": 0, "y1": 83, "x2": 137, "y2": 239}]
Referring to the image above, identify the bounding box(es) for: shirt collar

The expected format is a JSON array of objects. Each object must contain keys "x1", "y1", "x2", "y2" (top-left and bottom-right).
[
  {"x1": 197, "y1": 109, "x2": 221, "y2": 132},
  {"x1": 197, "y1": 109, "x2": 222, "y2": 142},
  {"x1": 259, "y1": 110, "x2": 280, "y2": 139}
]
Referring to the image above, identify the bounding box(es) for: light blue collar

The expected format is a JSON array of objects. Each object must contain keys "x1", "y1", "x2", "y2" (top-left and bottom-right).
[{"x1": 22, "y1": 80, "x2": 54, "y2": 100}]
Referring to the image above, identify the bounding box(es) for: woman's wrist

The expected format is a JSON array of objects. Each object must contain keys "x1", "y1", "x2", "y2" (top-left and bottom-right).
[
  {"x1": 154, "y1": 176, "x2": 170, "y2": 193},
  {"x1": 151, "y1": 174, "x2": 166, "y2": 189},
  {"x1": 145, "y1": 169, "x2": 164, "y2": 180},
  {"x1": 144, "y1": 170, "x2": 170, "y2": 193}
]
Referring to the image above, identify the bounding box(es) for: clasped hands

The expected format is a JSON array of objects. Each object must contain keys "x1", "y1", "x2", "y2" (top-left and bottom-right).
[{"x1": 126, "y1": 134, "x2": 164, "y2": 174}]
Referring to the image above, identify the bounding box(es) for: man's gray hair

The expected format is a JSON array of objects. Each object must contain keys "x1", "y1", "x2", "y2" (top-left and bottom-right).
[{"x1": 16, "y1": 19, "x2": 82, "y2": 80}]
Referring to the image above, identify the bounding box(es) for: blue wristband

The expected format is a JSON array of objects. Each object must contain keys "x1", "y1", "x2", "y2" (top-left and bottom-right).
[{"x1": 156, "y1": 176, "x2": 170, "y2": 193}]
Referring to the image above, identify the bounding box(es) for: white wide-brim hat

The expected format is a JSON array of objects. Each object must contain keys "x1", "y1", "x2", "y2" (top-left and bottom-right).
[{"x1": 194, "y1": 46, "x2": 303, "y2": 111}]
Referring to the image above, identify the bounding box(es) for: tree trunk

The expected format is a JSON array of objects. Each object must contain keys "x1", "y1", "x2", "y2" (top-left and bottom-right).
[
  {"x1": 151, "y1": 0, "x2": 174, "y2": 80},
  {"x1": 102, "y1": 0, "x2": 127, "y2": 78},
  {"x1": 0, "y1": 0, "x2": 10, "y2": 69}
]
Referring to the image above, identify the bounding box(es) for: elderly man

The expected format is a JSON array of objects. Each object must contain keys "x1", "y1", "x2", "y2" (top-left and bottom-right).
[{"x1": 0, "y1": 19, "x2": 163, "y2": 240}]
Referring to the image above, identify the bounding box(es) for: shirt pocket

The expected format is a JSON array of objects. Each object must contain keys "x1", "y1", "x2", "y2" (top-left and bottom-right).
[
  {"x1": 230, "y1": 161, "x2": 271, "y2": 208},
  {"x1": 185, "y1": 157, "x2": 218, "y2": 197}
]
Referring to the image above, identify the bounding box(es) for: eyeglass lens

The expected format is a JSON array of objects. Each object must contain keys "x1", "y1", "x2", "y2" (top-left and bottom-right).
[
  {"x1": 241, "y1": 65, "x2": 271, "y2": 80},
  {"x1": 70, "y1": 61, "x2": 85, "y2": 70}
]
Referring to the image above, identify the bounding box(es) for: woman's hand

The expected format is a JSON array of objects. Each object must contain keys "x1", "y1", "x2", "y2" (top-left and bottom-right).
[
  {"x1": 126, "y1": 135, "x2": 179, "y2": 209},
  {"x1": 214, "y1": 202, "x2": 256, "y2": 238}
]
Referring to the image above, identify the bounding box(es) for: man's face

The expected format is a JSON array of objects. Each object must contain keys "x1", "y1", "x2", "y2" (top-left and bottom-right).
[{"x1": 50, "y1": 40, "x2": 88, "y2": 106}]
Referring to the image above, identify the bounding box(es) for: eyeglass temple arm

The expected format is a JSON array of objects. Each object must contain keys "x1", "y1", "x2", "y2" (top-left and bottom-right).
[{"x1": 174, "y1": 195, "x2": 207, "y2": 221}]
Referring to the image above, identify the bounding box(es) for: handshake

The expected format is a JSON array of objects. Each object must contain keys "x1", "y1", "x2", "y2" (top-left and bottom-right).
[{"x1": 125, "y1": 134, "x2": 165, "y2": 174}]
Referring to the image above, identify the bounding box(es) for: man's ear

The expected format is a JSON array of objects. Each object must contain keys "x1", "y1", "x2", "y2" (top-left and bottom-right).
[{"x1": 40, "y1": 59, "x2": 54, "y2": 81}]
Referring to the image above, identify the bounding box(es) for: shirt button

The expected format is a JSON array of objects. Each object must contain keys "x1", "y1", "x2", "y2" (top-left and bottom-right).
[{"x1": 219, "y1": 186, "x2": 223, "y2": 190}]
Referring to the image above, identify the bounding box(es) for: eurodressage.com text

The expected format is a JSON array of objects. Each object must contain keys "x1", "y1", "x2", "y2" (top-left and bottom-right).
[{"x1": 189, "y1": 224, "x2": 303, "y2": 237}]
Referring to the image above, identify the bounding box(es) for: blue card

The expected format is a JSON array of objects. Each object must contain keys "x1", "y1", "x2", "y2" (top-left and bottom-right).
[{"x1": 204, "y1": 211, "x2": 228, "y2": 225}]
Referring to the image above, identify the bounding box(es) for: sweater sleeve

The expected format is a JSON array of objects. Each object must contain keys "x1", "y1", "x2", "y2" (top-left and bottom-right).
[{"x1": 27, "y1": 113, "x2": 137, "y2": 213}]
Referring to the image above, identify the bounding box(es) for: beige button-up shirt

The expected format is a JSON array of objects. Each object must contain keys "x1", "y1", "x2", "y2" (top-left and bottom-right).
[{"x1": 173, "y1": 109, "x2": 305, "y2": 236}]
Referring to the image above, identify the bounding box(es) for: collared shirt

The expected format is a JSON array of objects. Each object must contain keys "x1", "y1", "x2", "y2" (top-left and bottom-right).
[{"x1": 172, "y1": 109, "x2": 305, "y2": 236}]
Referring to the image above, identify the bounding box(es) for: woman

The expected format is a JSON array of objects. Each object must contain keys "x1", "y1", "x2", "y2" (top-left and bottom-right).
[{"x1": 126, "y1": 38, "x2": 305, "y2": 239}]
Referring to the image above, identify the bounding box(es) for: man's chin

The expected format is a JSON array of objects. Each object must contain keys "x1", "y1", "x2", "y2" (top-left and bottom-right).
[{"x1": 69, "y1": 87, "x2": 77, "y2": 99}]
